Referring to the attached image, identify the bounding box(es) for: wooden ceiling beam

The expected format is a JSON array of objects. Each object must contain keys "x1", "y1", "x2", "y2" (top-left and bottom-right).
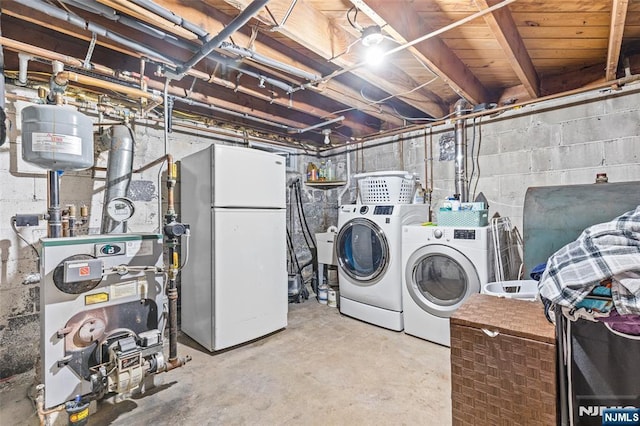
[
  {"x1": 219, "y1": 0, "x2": 448, "y2": 118},
  {"x1": 606, "y1": 0, "x2": 630, "y2": 81},
  {"x1": 357, "y1": 0, "x2": 491, "y2": 105},
  {"x1": 540, "y1": 62, "x2": 607, "y2": 96},
  {"x1": 1, "y1": 3, "x2": 380, "y2": 137},
  {"x1": 103, "y1": 0, "x2": 408, "y2": 129},
  {"x1": 474, "y1": 0, "x2": 540, "y2": 98}
]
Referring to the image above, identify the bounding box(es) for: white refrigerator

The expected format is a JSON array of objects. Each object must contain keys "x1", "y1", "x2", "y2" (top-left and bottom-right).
[{"x1": 180, "y1": 144, "x2": 287, "y2": 351}]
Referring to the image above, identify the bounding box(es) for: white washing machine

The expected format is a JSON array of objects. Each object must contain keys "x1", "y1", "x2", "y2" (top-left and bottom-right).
[
  {"x1": 402, "y1": 225, "x2": 492, "y2": 346},
  {"x1": 336, "y1": 204, "x2": 429, "y2": 331}
]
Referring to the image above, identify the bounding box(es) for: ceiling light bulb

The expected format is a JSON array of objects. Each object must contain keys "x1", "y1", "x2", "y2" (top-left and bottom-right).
[
  {"x1": 365, "y1": 45, "x2": 384, "y2": 67},
  {"x1": 322, "y1": 129, "x2": 331, "y2": 145},
  {"x1": 361, "y1": 25, "x2": 384, "y2": 47}
]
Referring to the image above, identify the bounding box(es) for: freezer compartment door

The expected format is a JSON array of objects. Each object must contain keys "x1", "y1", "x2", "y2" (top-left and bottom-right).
[
  {"x1": 213, "y1": 144, "x2": 285, "y2": 208},
  {"x1": 213, "y1": 208, "x2": 288, "y2": 350}
]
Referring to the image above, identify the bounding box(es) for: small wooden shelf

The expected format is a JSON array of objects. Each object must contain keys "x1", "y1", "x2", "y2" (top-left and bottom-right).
[{"x1": 305, "y1": 180, "x2": 347, "y2": 189}]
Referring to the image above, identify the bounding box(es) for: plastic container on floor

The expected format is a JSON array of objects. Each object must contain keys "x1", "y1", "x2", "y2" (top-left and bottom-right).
[{"x1": 482, "y1": 280, "x2": 539, "y2": 301}]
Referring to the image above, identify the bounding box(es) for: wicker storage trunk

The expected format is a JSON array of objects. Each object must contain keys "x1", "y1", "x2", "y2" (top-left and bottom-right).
[{"x1": 450, "y1": 294, "x2": 556, "y2": 425}]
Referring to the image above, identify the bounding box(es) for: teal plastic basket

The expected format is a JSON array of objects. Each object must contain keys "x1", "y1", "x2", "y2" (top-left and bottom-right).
[{"x1": 437, "y1": 209, "x2": 489, "y2": 227}]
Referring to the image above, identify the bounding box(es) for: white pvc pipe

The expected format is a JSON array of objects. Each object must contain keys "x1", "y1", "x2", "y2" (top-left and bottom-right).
[
  {"x1": 290, "y1": 116, "x2": 345, "y2": 134},
  {"x1": 17, "y1": 53, "x2": 31, "y2": 86}
]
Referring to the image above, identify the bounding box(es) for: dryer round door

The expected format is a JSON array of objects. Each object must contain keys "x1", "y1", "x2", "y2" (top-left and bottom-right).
[
  {"x1": 336, "y1": 218, "x2": 389, "y2": 285},
  {"x1": 405, "y1": 244, "x2": 480, "y2": 318}
]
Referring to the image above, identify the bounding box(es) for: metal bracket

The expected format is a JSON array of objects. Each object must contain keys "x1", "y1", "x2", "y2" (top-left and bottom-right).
[
  {"x1": 57, "y1": 326, "x2": 73, "y2": 339},
  {"x1": 83, "y1": 33, "x2": 98, "y2": 70},
  {"x1": 57, "y1": 355, "x2": 73, "y2": 367}
]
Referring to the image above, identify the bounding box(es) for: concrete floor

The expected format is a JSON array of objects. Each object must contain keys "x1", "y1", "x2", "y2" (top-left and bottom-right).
[{"x1": 0, "y1": 301, "x2": 452, "y2": 425}]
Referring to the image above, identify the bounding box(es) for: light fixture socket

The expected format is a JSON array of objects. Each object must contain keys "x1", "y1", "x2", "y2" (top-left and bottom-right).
[{"x1": 361, "y1": 25, "x2": 384, "y2": 47}]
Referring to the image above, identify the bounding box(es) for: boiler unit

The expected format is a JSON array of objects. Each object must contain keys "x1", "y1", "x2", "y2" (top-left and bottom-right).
[{"x1": 40, "y1": 233, "x2": 167, "y2": 409}]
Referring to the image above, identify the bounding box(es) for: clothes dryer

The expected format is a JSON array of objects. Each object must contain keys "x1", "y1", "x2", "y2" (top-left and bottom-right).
[
  {"x1": 336, "y1": 204, "x2": 429, "y2": 331},
  {"x1": 402, "y1": 225, "x2": 492, "y2": 346}
]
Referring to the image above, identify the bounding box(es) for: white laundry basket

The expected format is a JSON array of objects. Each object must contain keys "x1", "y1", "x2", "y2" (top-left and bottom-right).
[
  {"x1": 355, "y1": 171, "x2": 417, "y2": 204},
  {"x1": 482, "y1": 280, "x2": 539, "y2": 301}
]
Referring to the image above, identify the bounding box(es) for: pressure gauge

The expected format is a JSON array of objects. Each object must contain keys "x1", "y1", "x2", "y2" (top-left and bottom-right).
[{"x1": 106, "y1": 197, "x2": 135, "y2": 222}]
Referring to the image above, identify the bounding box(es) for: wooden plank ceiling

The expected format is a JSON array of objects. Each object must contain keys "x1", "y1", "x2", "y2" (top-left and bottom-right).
[{"x1": 1, "y1": 0, "x2": 639, "y2": 147}]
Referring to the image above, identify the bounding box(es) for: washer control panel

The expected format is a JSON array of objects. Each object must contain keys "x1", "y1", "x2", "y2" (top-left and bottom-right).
[
  {"x1": 373, "y1": 205, "x2": 394, "y2": 215},
  {"x1": 453, "y1": 229, "x2": 477, "y2": 240}
]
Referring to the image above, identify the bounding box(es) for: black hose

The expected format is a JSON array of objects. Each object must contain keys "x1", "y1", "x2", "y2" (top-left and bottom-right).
[
  {"x1": 286, "y1": 228, "x2": 302, "y2": 275},
  {"x1": 293, "y1": 188, "x2": 313, "y2": 249},
  {"x1": 0, "y1": 107, "x2": 6, "y2": 147},
  {"x1": 293, "y1": 180, "x2": 316, "y2": 249},
  {"x1": 293, "y1": 180, "x2": 319, "y2": 293}
]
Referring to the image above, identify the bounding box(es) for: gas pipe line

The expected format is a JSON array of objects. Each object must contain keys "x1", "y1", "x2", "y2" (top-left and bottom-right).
[{"x1": 162, "y1": 154, "x2": 191, "y2": 368}]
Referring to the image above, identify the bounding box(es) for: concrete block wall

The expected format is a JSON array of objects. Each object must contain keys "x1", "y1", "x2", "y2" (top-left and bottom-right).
[
  {"x1": 0, "y1": 85, "x2": 331, "y2": 378},
  {"x1": 343, "y1": 84, "x2": 640, "y2": 233},
  {"x1": 3, "y1": 83, "x2": 638, "y2": 378}
]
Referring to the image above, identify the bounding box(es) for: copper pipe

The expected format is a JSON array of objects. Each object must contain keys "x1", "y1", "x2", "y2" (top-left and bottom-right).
[
  {"x1": 34, "y1": 385, "x2": 65, "y2": 426},
  {"x1": 54, "y1": 71, "x2": 162, "y2": 104},
  {"x1": 1, "y1": 37, "x2": 337, "y2": 131},
  {"x1": 0, "y1": 36, "x2": 114, "y2": 76},
  {"x1": 162, "y1": 355, "x2": 192, "y2": 372},
  {"x1": 166, "y1": 154, "x2": 175, "y2": 216}
]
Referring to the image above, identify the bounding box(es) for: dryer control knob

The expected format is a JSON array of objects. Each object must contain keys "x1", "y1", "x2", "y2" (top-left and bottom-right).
[{"x1": 434, "y1": 229, "x2": 443, "y2": 239}]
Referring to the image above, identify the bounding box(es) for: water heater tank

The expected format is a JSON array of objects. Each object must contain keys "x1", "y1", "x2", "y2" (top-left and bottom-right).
[{"x1": 21, "y1": 105, "x2": 94, "y2": 170}]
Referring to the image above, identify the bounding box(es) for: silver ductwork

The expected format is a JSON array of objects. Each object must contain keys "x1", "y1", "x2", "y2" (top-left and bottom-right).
[
  {"x1": 101, "y1": 125, "x2": 134, "y2": 234},
  {"x1": 454, "y1": 100, "x2": 469, "y2": 203}
]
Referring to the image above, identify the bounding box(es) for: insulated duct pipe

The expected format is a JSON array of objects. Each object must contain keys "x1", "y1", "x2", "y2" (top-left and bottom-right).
[
  {"x1": 101, "y1": 125, "x2": 134, "y2": 234},
  {"x1": 129, "y1": 0, "x2": 210, "y2": 40},
  {"x1": 454, "y1": 100, "x2": 469, "y2": 203},
  {"x1": 174, "y1": 96, "x2": 291, "y2": 130},
  {"x1": 30, "y1": 0, "x2": 295, "y2": 93},
  {"x1": 2, "y1": 36, "x2": 323, "y2": 129},
  {"x1": 178, "y1": 0, "x2": 270, "y2": 76},
  {"x1": 121, "y1": 0, "x2": 319, "y2": 82},
  {"x1": 62, "y1": 0, "x2": 189, "y2": 47},
  {"x1": 14, "y1": 0, "x2": 177, "y2": 65},
  {"x1": 219, "y1": 42, "x2": 320, "y2": 81}
]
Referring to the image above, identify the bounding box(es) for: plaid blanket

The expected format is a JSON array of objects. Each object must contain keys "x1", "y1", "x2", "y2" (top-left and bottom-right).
[{"x1": 538, "y1": 205, "x2": 640, "y2": 315}]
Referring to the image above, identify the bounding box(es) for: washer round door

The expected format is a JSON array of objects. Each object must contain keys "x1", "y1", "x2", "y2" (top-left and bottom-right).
[
  {"x1": 336, "y1": 218, "x2": 389, "y2": 285},
  {"x1": 405, "y1": 244, "x2": 480, "y2": 318}
]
